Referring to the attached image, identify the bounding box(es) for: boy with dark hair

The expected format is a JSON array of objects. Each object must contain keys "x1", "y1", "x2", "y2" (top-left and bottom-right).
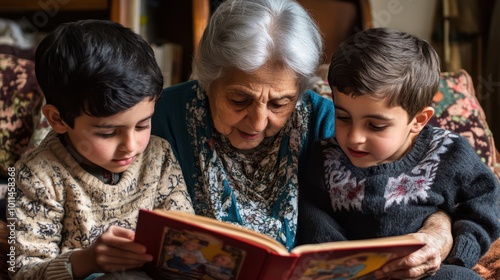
[
  {"x1": 298, "y1": 27, "x2": 500, "y2": 279},
  {"x1": 11, "y1": 19, "x2": 193, "y2": 279}
]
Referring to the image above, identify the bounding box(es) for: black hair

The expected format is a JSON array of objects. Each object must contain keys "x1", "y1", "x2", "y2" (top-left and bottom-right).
[
  {"x1": 35, "y1": 19, "x2": 163, "y2": 127},
  {"x1": 328, "y1": 27, "x2": 440, "y2": 120}
]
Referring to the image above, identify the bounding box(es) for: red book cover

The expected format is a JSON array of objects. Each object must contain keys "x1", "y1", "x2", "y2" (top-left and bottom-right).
[{"x1": 134, "y1": 209, "x2": 424, "y2": 280}]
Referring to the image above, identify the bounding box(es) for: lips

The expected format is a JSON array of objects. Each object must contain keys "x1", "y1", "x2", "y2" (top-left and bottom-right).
[
  {"x1": 348, "y1": 148, "x2": 369, "y2": 158},
  {"x1": 113, "y1": 156, "x2": 136, "y2": 166},
  {"x1": 238, "y1": 130, "x2": 259, "y2": 140}
]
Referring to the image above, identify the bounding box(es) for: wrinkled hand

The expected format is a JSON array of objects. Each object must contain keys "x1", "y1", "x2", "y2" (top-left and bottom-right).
[
  {"x1": 70, "y1": 225, "x2": 153, "y2": 278},
  {"x1": 381, "y1": 211, "x2": 453, "y2": 279}
]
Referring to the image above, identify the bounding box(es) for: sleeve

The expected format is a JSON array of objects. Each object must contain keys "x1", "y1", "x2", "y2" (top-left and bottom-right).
[
  {"x1": 444, "y1": 137, "x2": 500, "y2": 268},
  {"x1": 151, "y1": 88, "x2": 177, "y2": 149},
  {"x1": 151, "y1": 82, "x2": 198, "y2": 191},
  {"x1": 154, "y1": 138, "x2": 194, "y2": 214},
  {"x1": 307, "y1": 90, "x2": 335, "y2": 140},
  {"x1": 296, "y1": 140, "x2": 347, "y2": 246},
  {"x1": 151, "y1": 82, "x2": 192, "y2": 152},
  {"x1": 10, "y1": 163, "x2": 73, "y2": 280},
  {"x1": 298, "y1": 91, "x2": 335, "y2": 185}
]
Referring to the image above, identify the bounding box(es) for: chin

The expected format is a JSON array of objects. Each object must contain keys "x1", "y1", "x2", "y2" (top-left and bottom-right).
[
  {"x1": 105, "y1": 165, "x2": 131, "y2": 174},
  {"x1": 348, "y1": 158, "x2": 372, "y2": 168},
  {"x1": 229, "y1": 139, "x2": 263, "y2": 150},
  {"x1": 231, "y1": 142, "x2": 259, "y2": 150},
  {"x1": 226, "y1": 134, "x2": 263, "y2": 149}
]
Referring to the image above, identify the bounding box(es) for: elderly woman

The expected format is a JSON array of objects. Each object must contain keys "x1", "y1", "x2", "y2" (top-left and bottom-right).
[{"x1": 152, "y1": 0, "x2": 453, "y2": 278}]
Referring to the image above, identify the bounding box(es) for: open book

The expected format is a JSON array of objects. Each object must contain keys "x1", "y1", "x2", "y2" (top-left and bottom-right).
[{"x1": 134, "y1": 209, "x2": 425, "y2": 280}]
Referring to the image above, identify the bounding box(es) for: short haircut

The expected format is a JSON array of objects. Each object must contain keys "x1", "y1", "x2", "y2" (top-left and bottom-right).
[
  {"x1": 191, "y1": 0, "x2": 323, "y2": 94},
  {"x1": 35, "y1": 19, "x2": 163, "y2": 128},
  {"x1": 328, "y1": 27, "x2": 441, "y2": 120}
]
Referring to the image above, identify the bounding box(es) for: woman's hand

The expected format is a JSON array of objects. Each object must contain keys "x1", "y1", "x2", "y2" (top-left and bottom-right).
[
  {"x1": 381, "y1": 211, "x2": 453, "y2": 279},
  {"x1": 70, "y1": 225, "x2": 153, "y2": 278}
]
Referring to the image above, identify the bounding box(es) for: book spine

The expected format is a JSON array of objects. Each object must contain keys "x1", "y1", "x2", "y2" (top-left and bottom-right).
[{"x1": 257, "y1": 254, "x2": 297, "y2": 280}]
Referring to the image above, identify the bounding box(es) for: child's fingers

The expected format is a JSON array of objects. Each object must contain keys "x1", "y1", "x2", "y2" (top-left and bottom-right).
[
  {"x1": 95, "y1": 255, "x2": 147, "y2": 272},
  {"x1": 100, "y1": 226, "x2": 147, "y2": 254},
  {"x1": 95, "y1": 244, "x2": 153, "y2": 261},
  {"x1": 94, "y1": 240, "x2": 151, "y2": 260},
  {"x1": 93, "y1": 246, "x2": 153, "y2": 273},
  {"x1": 107, "y1": 225, "x2": 135, "y2": 240}
]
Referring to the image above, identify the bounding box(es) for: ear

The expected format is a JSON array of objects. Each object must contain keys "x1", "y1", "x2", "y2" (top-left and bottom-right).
[
  {"x1": 410, "y1": 106, "x2": 434, "y2": 133},
  {"x1": 42, "y1": 104, "x2": 69, "y2": 134}
]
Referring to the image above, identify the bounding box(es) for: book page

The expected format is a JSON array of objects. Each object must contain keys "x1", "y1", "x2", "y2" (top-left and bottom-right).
[
  {"x1": 153, "y1": 210, "x2": 290, "y2": 255},
  {"x1": 291, "y1": 234, "x2": 424, "y2": 255},
  {"x1": 154, "y1": 226, "x2": 247, "y2": 279},
  {"x1": 288, "y1": 235, "x2": 424, "y2": 279}
]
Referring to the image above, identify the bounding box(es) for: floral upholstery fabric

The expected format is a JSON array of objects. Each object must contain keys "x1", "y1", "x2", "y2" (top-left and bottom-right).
[
  {"x1": 0, "y1": 53, "x2": 43, "y2": 177},
  {"x1": 428, "y1": 69, "x2": 500, "y2": 181},
  {"x1": 22, "y1": 98, "x2": 51, "y2": 155}
]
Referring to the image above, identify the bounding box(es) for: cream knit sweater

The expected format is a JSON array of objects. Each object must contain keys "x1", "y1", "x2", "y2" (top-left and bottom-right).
[{"x1": 10, "y1": 131, "x2": 194, "y2": 279}]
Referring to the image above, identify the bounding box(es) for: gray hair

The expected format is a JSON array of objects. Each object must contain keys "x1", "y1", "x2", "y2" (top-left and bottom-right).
[{"x1": 191, "y1": 0, "x2": 323, "y2": 94}]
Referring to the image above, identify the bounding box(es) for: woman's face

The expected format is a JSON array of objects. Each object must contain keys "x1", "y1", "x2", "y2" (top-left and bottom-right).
[{"x1": 207, "y1": 63, "x2": 299, "y2": 150}]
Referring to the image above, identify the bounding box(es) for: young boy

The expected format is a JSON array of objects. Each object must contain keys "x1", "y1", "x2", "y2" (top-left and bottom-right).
[
  {"x1": 298, "y1": 27, "x2": 500, "y2": 279},
  {"x1": 11, "y1": 20, "x2": 194, "y2": 279}
]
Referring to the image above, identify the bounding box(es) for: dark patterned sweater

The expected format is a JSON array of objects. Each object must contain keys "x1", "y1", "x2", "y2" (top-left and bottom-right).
[{"x1": 298, "y1": 125, "x2": 500, "y2": 269}]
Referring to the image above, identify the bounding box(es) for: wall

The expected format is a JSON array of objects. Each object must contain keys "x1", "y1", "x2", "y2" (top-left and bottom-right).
[{"x1": 369, "y1": 0, "x2": 438, "y2": 42}]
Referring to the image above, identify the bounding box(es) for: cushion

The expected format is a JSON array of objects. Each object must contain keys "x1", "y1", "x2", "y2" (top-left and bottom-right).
[
  {"x1": 22, "y1": 99, "x2": 52, "y2": 155},
  {"x1": 428, "y1": 69, "x2": 500, "y2": 181},
  {"x1": 0, "y1": 53, "x2": 43, "y2": 177},
  {"x1": 474, "y1": 237, "x2": 500, "y2": 279}
]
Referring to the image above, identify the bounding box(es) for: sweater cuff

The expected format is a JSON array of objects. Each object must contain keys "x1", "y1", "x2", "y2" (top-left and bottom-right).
[
  {"x1": 46, "y1": 251, "x2": 74, "y2": 280},
  {"x1": 446, "y1": 235, "x2": 481, "y2": 268}
]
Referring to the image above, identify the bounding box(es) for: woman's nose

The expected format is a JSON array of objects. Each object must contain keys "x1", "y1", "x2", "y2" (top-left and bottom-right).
[{"x1": 248, "y1": 106, "x2": 268, "y2": 132}]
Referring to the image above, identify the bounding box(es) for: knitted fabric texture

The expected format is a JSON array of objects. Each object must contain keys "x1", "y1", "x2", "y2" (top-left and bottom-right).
[{"x1": 11, "y1": 132, "x2": 194, "y2": 279}]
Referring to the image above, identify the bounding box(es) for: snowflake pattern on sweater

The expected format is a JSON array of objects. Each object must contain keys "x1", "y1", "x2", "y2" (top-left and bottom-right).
[
  {"x1": 304, "y1": 125, "x2": 500, "y2": 269},
  {"x1": 324, "y1": 128, "x2": 458, "y2": 212}
]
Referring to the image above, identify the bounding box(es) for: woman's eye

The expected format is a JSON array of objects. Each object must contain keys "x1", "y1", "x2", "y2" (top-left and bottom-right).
[
  {"x1": 269, "y1": 102, "x2": 287, "y2": 110},
  {"x1": 231, "y1": 99, "x2": 249, "y2": 106}
]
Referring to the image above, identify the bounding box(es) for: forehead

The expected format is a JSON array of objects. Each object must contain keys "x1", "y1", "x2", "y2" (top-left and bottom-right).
[
  {"x1": 75, "y1": 99, "x2": 155, "y2": 126},
  {"x1": 334, "y1": 91, "x2": 388, "y2": 110},
  {"x1": 334, "y1": 91, "x2": 408, "y2": 120},
  {"x1": 213, "y1": 65, "x2": 299, "y2": 97}
]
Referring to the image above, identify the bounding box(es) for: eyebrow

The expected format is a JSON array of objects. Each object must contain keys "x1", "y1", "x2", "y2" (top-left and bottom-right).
[
  {"x1": 334, "y1": 105, "x2": 393, "y2": 121},
  {"x1": 228, "y1": 86, "x2": 298, "y2": 100},
  {"x1": 267, "y1": 94, "x2": 297, "y2": 102},
  {"x1": 93, "y1": 113, "x2": 154, "y2": 128}
]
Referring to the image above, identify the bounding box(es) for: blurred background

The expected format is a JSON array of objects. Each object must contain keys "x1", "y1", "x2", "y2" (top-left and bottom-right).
[{"x1": 0, "y1": 0, "x2": 498, "y2": 148}]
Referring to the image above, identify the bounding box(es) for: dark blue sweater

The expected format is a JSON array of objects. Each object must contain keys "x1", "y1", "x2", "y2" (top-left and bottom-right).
[{"x1": 298, "y1": 125, "x2": 500, "y2": 269}]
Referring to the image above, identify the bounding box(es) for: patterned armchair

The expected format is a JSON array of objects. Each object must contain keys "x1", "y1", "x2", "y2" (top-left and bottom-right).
[
  {"x1": 438, "y1": 70, "x2": 500, "y2": 280},
  {"x1": 428, "y1": 69, "x2": 500, "y2": 181},
  {"x1": 0, "y1": 53, "x2": 44, "y2": 179}
]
